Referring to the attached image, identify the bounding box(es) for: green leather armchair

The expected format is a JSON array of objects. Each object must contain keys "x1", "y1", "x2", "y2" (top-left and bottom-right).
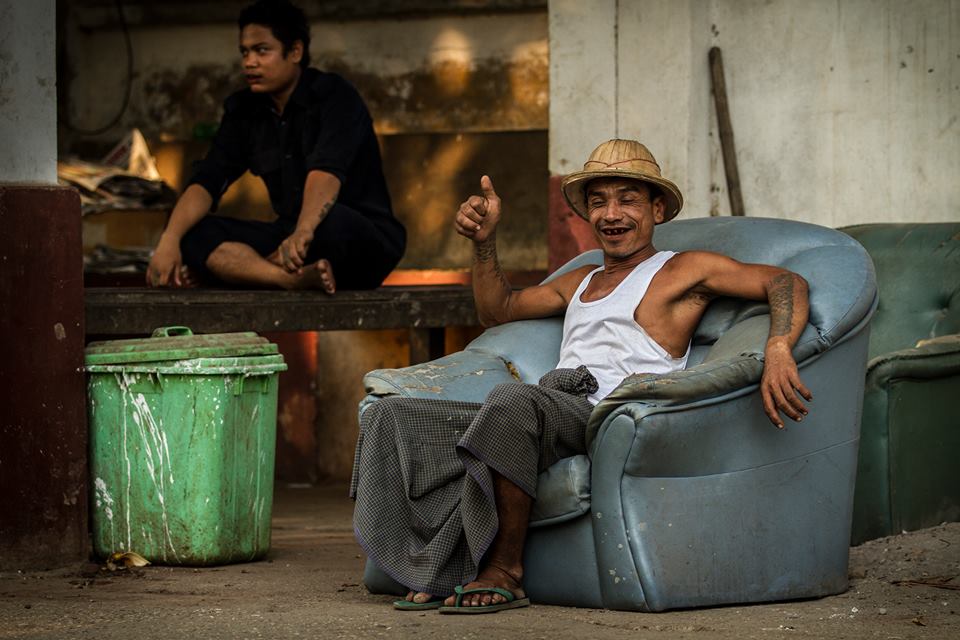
[{"x1": 841, "y1": 223, "x2": 960, "y2": 545}]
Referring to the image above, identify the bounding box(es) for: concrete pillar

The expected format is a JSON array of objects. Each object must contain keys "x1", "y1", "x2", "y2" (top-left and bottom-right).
[
  {"x1": 547, "y1": 0, "x2": 617, "y2": 271},
  {"x1": 0, "y1": 0, "x2": 88, "y2": 570},
  {"x1": 0, "y1": 0, "x2": 58, "y2": 183}
]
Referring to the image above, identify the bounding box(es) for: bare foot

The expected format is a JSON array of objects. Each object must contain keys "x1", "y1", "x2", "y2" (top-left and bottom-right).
[
  {"x1": 442, "y1": 564, "x2": 525, "y2": 608},
  {"x1": 403, "y1": 591, "x2": 437, "y2": 604},
  {"x1": 179, "y1": 266, "x2": 199, "y2": 288},
  {"x1": 289, "y1": 259, "x2": 336, "y2": 293}
]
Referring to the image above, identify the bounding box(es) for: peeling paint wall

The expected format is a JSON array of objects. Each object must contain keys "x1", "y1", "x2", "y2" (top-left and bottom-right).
[
  {"x1": 550, "y1": 0, "x2": 959, "y2": 228},
  {"x1": 62, "y1": 10, "x2": 548, "y2": 140}
]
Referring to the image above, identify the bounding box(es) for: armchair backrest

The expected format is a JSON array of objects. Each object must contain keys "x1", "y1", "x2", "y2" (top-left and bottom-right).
[
  {"x1": 841, "y1": 223, "x2": 960, "y2": 359},
  {"x1": 467, "y1": 217, "x2": 877, "y2": 382}
]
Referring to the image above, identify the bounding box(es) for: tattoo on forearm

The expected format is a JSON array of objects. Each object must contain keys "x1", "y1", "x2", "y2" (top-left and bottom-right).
[
  {"x1": 474, "y1": 238, "x2": 510, "y2": 291},
  {"x1": 769, "y1": 273, "x2": 795, "y2": 336},
  {"x1": 474, "y1": 240, "x2": 496, "y2": 263}
]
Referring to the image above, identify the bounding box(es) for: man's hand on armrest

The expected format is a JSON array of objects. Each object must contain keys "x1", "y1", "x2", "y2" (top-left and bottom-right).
[{"x1": 760, "y1": 339, "x2": 812, "y2": 429}]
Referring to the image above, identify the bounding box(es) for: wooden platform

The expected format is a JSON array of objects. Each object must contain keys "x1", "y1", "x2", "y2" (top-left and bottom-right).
[{"x1": 85, "y1": 285, "x2": 479, "y2": 363}]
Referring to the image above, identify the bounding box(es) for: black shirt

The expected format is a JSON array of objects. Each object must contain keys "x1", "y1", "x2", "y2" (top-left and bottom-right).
[{"x1": 189, "y1": 69, "x2": 398, "y2": 233}]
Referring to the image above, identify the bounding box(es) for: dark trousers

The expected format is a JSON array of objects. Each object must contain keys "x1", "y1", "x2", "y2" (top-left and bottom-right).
[{"x1": 180, "y1": 204, "x2": 405, "y2": 289}]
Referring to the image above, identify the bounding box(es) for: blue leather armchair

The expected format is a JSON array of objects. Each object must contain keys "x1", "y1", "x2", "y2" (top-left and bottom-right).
[{"x1": 358, "y1": 217, "x2": 878, "y2": 611}]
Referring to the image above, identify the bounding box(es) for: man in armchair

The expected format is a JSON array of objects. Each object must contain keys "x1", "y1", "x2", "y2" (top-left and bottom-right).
[{"x1": 351, "y1": 139, "x2": 812, "y2": 613}]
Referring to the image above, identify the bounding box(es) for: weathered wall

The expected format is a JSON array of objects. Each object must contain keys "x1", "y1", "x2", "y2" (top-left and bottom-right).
[
  {"x1": 550, "y1": 0, "x2": 960, "y2": 230},
  {"x1": 61, "y1": 4, "x2": 550, "y2": 270},
  {"x1": 0, "y1": 0, "x2": 57, "y2": 183},
  {"x1": 64, "y1": 11, "x2": 548, "y2": 139}
]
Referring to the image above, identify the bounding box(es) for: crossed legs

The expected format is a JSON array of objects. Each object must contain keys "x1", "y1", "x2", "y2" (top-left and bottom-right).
[
  {"x1": 180, "y1": 206, "x2": 403, "y2": 292},
  {"x1": 205, "y1": 241, "x2": 336, "y2": 292}
]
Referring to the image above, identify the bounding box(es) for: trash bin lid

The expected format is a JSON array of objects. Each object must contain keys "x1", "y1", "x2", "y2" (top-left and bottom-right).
[{"x1": 85, "y1": 326, "x2": 280, "y2": 366}]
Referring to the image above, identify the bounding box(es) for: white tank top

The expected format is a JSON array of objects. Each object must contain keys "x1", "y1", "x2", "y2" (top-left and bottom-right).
[{"x1": 556, "y1": 251, "x2": 690, "y2": 405}]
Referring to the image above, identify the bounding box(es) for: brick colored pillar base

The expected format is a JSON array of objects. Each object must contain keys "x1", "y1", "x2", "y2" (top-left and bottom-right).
[
  {"x1": 548, "y1": 174, "x2": 599, "y2": 273},
  {"x1": 0, "y1": 185, "x2": 89, "y2": 570},
  {"x1": 264, "y1": 331, "x2": 320, "y2": 484}
]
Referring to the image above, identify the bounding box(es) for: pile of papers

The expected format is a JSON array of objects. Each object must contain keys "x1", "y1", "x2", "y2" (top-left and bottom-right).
[{"x1": 59, "y1": 129, "x2": 177, "y2": 215}]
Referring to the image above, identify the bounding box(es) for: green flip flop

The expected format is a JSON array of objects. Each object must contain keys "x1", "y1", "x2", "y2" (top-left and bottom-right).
[
  {"x1": 393, "y1": 596, "x2": 444, "y2": 611},
  {"x1": 438, "y1": 585, "x2": 530, "y2": 614}
]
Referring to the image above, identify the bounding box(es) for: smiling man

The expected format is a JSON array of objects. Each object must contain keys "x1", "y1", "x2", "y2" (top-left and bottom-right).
[
  {"x1": 351, "y1": 139, "x2": 813, "y2": 614},
  {"x1": 147, "y1": 0, "x2": 405, "y2": 292}
]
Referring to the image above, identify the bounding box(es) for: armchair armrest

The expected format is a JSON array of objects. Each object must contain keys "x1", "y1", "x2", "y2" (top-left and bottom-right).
[
  {"x1": 866, "y1": 333, "x2": 960, "y2": 388},
  {"x1": 362, "y1": 350, "x2": 520, "y2": 403},
  {"x1": 587, "y1": 324, "x2": 871, "y2": 483},
  {"x1": 586, "y1": 354, "x2": 763, "y2": 448}
]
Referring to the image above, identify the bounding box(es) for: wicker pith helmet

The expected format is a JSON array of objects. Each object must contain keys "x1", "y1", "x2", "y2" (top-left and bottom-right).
[{"x1": 561, "y1": 139, "x2": 683, "y2": 223}]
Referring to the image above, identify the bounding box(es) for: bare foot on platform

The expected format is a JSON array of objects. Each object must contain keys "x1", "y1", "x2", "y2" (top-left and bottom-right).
[
  {"x1": 179, "y1": 266, "x2": 199, "y2": 288},
  {"x1": 443, "y1": 564, "x2": 525, "y2": 608},
  {"x1": 289, "y1": 258, "x2": 336, "y2": 293}
]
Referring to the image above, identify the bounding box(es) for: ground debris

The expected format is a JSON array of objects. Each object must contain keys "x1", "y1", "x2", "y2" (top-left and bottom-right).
[
  {"x1": 105, "y1": 551, "x2": 151, "y2": 572},
  {"x1": 891, "y1": 575, "x2": 959, "y2": 591}
]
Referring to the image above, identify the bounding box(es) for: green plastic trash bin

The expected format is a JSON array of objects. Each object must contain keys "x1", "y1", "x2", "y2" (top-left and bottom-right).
[{"x1": 85, "y1": 326, "x2": 287, "y2": 566}]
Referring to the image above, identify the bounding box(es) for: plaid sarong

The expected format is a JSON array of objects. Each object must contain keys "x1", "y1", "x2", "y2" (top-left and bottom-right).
[{"x1": 350, "y1": 366, "x2": 597, "y2": 596}]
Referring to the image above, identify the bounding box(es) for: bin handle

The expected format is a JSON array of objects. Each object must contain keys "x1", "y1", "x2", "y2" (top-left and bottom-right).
[{"x1": 152, "y1": 326, "x2": 194, "y2": 338}]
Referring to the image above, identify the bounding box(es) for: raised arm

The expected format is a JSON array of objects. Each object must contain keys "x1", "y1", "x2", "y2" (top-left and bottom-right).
[
  {"x1": 690, "y1": 251, "x2": 812, "y2": 428},
  {"x1": 454, "y1": 176, "x2": 585, "y2": 327}
]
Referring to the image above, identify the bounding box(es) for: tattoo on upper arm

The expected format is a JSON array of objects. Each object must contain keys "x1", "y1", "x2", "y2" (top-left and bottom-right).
[
  {"x1": 494, "y1": 266, "x2": 510, "y2": 290},
  {"x1": 769, "y1": 273, "x2": 795, "y2": 336}
]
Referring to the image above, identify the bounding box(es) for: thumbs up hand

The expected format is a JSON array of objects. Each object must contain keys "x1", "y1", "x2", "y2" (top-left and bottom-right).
[{"x1": 455, "y1": 175, "x2": 502, "y2": 243}]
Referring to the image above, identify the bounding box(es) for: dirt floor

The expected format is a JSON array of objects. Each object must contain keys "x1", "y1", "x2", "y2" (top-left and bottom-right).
[{"x1": 1, "y1": 484, "x2": 958, "y2": 639}]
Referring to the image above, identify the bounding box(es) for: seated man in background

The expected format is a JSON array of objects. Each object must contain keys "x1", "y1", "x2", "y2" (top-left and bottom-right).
[
  {"x1": 351, "y1": 139, "x2": 813, "y2": 613},
  {"x1": 147, "y1": 0, "x2": 405, "y2": 293}
]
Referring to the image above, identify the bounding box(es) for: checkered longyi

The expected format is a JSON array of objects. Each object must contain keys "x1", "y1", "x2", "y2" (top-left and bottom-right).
[{"x1": 350, "y1": 366, "x2": 597, "y2": 596}]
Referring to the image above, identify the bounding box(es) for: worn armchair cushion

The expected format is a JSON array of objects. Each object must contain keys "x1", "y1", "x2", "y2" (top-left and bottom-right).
[
  {"x1": 842, "y1": 223, "x2": 960, "y2": 359},
  {"x1": 362, "y1": 350, "x2": 518, "y2": 404},
  {"x1": 528, "y1": 455, "x2": 591, "y2": 527}
]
